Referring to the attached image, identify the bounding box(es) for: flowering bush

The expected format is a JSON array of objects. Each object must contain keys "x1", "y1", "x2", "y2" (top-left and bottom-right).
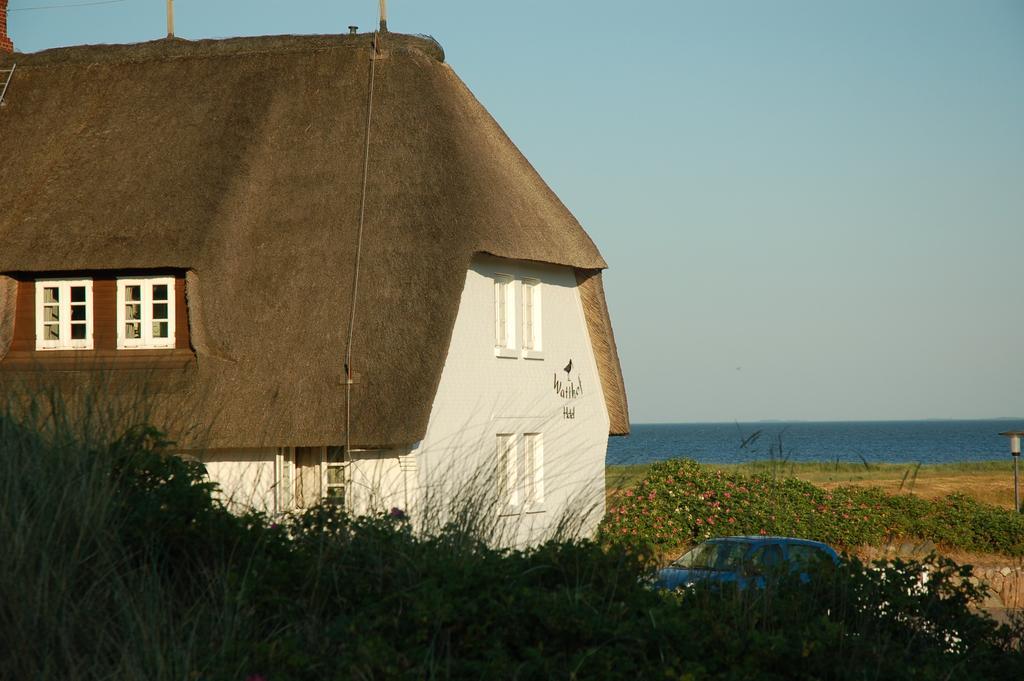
[
  {"x1": 602, "y1": 459, "x2": 1024, "y2": 556},
  {"x1": 5, "y1": 412, "x2": 1023, "y2": 680}
]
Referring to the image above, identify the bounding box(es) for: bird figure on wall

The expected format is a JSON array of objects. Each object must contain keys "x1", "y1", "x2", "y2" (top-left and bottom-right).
[{"x1": 564, "y1": 359, "x2": 573, "y2": 378}]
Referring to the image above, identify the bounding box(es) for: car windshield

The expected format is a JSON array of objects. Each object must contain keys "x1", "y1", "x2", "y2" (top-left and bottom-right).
[{"x1": 672, "y1": 541, "x2": 753, "y2": 571}]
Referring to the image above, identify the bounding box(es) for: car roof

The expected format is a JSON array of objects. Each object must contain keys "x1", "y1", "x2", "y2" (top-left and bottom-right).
[{"x1": 704, "y1": 536, "x2": 836, "y2": 550}]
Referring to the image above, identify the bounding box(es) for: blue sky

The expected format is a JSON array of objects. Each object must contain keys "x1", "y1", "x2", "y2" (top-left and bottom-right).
[{"x1": 8, "y1": 1, "x2": 1024, "y2": 423}]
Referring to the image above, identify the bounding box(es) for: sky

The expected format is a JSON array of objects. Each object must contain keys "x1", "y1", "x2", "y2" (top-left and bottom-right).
[{"x1": 8, "y1": 0, "x2": 1024, "y2": 424}]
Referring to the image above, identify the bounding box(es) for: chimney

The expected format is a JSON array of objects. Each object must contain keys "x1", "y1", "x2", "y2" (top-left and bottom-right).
[{"x1": 1, "y1": 0, "x2": 14, "y2": 53}]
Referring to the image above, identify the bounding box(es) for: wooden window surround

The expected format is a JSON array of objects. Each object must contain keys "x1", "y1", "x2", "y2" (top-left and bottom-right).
[{"x1": 1, "y1": 270, "x2": 193, "y2": 371}]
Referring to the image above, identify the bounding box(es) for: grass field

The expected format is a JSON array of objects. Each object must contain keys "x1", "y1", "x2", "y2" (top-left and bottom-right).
[{"x1": 607, "y1": 459, "x2": 1021, "y2": 510}]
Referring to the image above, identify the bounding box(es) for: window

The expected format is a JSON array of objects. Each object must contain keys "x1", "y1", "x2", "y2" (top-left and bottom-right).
[
  {"x1": 522, "y1": 278, "x2": 542, "y2": 357},
  {"x1": 497, "y1": 432, "x2": 545, "y2": 511},
  {"x1": 324, "y1": 446, "x2": 347, "y2": 506},
  {"x1": 275, "y1": 448, "x2": 295, "y2": 513},
  {"x1": 786, "y1": 545, "x2": 833, "y2": 572},
  {"x1": 497, "y1": 433, "x2": 518, "y2": 507},
  {"x1": 494, "y1": 274, "x2": 516, "y2": 356},
  {"x1": 35, "y1": 279, "x2": 93, "y2": 350},
  {"x1": 523, "y1": 433, "x2": 544, "y2": 505},
  {"x1": 116, "y1": 277, "x2": 175, "y2": 349},
  {"x1": 745, "y1": 544, "x2": 784, "y2": 575}
]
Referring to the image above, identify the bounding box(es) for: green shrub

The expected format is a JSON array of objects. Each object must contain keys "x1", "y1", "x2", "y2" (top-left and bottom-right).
[
  {"x1": 2, "y1": 412, "x2": 1023, "y2": 680},
  {"x1": 601, "y1": 459, "x2": 1024, "y2": 556}
]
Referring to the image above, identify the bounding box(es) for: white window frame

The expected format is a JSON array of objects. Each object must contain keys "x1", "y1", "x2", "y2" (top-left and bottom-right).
[
  {"x1": 116, "y1": 276, "x2": 176, "y2": 349},
  {"x1": 523, "y1": 433, "x2": 545, "y2": 508},
  {"x1": 275, "y1": 447, "x2": 295, "y2": 513},
  {"x1": 322, "y1": 446, "x2": 348, "y2": 507},
  {"x1": 497, "y1": 432, "x2": 545, "y2": 514},
  {"x1": 35, "y1": 278, "x2": 94, "y2": 351},
  {"x1": 494, "y1": 274, "x2": 517, "y2": 358},
  {"x1": 521, "y1": 278, "x2": 543, "y2": 359},
  {"x1": 497, "y1": 433, "x2": 518, "y2": 508}
]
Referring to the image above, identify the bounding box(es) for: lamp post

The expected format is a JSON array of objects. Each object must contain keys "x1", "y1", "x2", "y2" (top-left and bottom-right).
[{"x1": 999, "y1": 431, "x2": 1022, "y2": 512}]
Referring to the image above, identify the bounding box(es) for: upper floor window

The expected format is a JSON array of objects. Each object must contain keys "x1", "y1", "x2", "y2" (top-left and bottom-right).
[
  {"x1": 117, "y1": 277, "x2": 175, "y2": 349},
  {"x1": 35, "y1": 279, "x2": 94, "y2": 350},
  {"x1": 494, "y1": 274, "x2": 517, "y2": 357},
  {"x1": 493, "y1": 273, "x2": 543, "y2": 359},
  {"x1": 522, "y1": 278, "x2": 542, "y2": 357}
]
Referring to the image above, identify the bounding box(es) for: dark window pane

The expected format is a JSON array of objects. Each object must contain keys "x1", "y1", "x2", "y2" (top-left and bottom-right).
[
  {"x1": 70, "y1": 324, "x2": 86, "y2": 340},
  {"x1": 152, "y1": 303, "x2": 168, "y2": 320},
  {"x1": 70, "y1": 286, "x2": 86, "y2": 303},
  {"x1": 71, "y1": 305, "x2": 86, "y2": 321},
  {"x1": 325, "y1": 487, "x2": 345, "y2": 506},
  {"x1": 152, "y1": 284, "x2": 168, "y2": 301}
]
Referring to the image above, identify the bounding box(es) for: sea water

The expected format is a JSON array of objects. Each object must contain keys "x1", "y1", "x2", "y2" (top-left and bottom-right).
[{"x1": 606, "y1": 420, "x2": 1023, "y2": 467}]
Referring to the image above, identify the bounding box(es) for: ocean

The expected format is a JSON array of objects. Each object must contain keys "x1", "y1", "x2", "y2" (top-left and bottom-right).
[{"x1": 606, "y1": 420, "x2": 1023, "y2": 467}]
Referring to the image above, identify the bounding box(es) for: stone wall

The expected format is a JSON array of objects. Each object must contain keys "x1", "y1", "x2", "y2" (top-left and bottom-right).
[{"x1": 970, "y1": 565, "x2": 1024, "y2": 610}]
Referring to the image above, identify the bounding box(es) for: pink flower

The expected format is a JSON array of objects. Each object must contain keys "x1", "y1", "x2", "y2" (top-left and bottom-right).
[
  {"x1": 759, "y1": 528, "x2": 767, "y2": 535},
  {"x1": 666, "y1": 476, "x2": 675, "y2": 484},
  {"x1": 707, "y1": 517, "x2": 715, "y2": 525},
  {"x1": 724, "y1": 492, "x2": 732, "y2": 499},
  {"x1": 696, "y1": 518, "x2": 704, "y2": 526},
  {"x1": 625, "y1": 490, "x2": 634, "y2": 497},
  {"x1": 648, "y1": 491, "x2": 656, "y2": 501},
  {"x1": 728, "y1": 517, "x2": 735, "y2": 524}
]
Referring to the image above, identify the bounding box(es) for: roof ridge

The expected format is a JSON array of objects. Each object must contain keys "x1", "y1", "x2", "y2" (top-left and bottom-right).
[{"x1": 4, "y1": 32, "x2": 444, "y2": 68}]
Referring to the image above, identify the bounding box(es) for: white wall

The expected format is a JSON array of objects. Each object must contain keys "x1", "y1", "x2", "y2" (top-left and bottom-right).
[
  {"x1": 414, "y1": 255, "x2": 610, "y2": 546},
  {"x1": 197, "y1": 447, "x2": 415, "y2": 518},
  {"x1": 200, "y1": 448, "x2": 277, "y2": 513},
  {"x1": 347, "y1": 448, "x2": 415, "y2": 516}
]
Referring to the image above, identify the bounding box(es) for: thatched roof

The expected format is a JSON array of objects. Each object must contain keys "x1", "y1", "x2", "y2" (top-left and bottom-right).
[{"x1": 0, "y1": 32, "x2": 629, "y2": 447}]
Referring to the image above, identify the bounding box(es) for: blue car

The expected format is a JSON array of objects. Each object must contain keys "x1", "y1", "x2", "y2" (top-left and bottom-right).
[{"x1": 653, "y1": 536, "x2": 840, "y2": 591}]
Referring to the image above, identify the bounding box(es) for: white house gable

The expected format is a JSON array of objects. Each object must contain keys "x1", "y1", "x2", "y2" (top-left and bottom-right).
[{"x1": 413, "y1": 254, "x2": 610, "y2": 545}]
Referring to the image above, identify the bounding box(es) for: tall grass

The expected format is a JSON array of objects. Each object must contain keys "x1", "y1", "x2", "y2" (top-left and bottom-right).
[
  {"x1": 0, "y1": 389, "x2": 253, "y2": 680},
  {"x1": 2, "y1": 388, "x2": 1022, "y2": 680}
]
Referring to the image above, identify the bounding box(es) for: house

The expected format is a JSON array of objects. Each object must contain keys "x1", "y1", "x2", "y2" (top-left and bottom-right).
[{"x1": 0, "y1": 27, "x2": 629, "y2": 543}]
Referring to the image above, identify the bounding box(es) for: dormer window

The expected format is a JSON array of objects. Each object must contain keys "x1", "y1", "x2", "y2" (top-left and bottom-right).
[
  {"x1": 116, "y1": 276, "x2": 175, "y2": 349},
  {"x1": 34, "y1": 278, "x2": 94, "y2": 350}
]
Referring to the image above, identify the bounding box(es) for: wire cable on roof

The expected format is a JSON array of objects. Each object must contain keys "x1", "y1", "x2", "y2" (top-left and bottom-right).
[
  {"x1": 9, "y1": 0, "x2": 128, "y2": 12},
  {"x1": 344, "y1": 31, "x2": 381, "y2": 464}
]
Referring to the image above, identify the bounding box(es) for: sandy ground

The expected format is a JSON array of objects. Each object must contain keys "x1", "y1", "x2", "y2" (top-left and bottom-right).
[{"x1": 817, "y1": 474, "x2": 1016, "y2": 510}]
